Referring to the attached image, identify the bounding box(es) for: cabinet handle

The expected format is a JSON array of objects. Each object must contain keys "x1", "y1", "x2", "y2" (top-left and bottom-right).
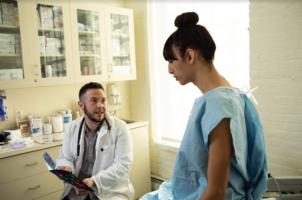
[
  {"x1": 29, "y1": 185, "x2": 40, "y2": 190},
  {"x1": 26, "y1": 162, "x2": 38, "y2": 166},
  {"x1": 109, "y1": 63, "x2": 113, "y2": 72},
  {"x1": 36, "y1": 65, "x2": 39, "y2": 75}
]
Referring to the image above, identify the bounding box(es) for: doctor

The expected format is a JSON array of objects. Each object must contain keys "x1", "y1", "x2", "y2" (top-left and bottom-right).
[{"x1": 57, "y1": 82, "x2": 135, "y2": 200}]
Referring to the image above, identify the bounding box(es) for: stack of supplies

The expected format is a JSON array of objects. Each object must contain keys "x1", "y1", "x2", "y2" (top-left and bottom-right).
[{"x1": 1, "y1": 2, "x2": 15, "y2": 26}]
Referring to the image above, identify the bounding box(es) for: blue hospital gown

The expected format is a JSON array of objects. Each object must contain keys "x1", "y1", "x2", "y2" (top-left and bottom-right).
[{"x1": 140, "y1": 87, "x2": 268, "y2": 200}]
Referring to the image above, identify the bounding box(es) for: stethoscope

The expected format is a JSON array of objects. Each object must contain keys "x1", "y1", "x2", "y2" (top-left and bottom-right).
[{"x1": 77, "y1": 117, "x2": 111, "y2": 157}]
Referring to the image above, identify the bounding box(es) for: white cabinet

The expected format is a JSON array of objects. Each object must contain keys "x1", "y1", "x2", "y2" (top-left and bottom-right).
[
  {"x1": 105, "y1": 6, "x2": 136, "y2": 82},
  {"x1": 28, "y1": 0, "x2": 74, "y2": 87},
  {"x1": 0, "y1": 146, "x2": 64, "y2": 200},
  {"x1": 129, "y1": 125, "x2": 152, "y2": 199},
  {"x1": 70, "y1": 2, "x2": 108, "y2": 83},
  {"x1": 70, "y1": 4, "x2": 137, "y2": 83},
  {"x1": 0, "y1": 1, "x2": 137, "y2": 90},
  {"x1": 0, "y1": 0, "x2": 34, "y2": 89}
]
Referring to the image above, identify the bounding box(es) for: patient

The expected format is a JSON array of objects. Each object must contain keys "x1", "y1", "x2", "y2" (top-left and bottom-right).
[{"x1": 140, "y1": 12, "x2": 267, "y2": 200}]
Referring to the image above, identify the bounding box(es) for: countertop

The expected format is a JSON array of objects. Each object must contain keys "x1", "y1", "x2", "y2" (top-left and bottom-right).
[{"x1": 0, "y1": 119, "x2": 148, "y2": 159}]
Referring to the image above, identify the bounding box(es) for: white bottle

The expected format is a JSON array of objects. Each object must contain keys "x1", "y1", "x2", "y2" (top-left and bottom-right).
[
  {"x1": 51, "y1": 114, "x2": 63, "y2": 133},
  {"x1": 63, "y1": 110, "x2": 72, "y2": 130}
]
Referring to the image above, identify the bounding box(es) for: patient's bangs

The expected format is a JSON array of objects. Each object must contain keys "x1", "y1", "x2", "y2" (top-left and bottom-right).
[{"x1": 163, "y1": 35, "x2": 177, "y2": 61}]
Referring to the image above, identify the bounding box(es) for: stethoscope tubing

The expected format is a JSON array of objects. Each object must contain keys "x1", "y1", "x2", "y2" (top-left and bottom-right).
[{"x1": 77, "y1": 117, "x2": 111, "y2": 157}]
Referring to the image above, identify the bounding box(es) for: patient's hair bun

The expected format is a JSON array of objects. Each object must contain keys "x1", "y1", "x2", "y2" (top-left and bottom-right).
[{"x1": 175, "y1": 12, "x2": 199, "y2": 28}]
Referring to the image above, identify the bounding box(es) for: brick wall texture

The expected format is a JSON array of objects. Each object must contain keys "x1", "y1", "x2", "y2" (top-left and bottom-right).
[{"x1": 249, "y1": 0, "x2": 302, "y2": 176}]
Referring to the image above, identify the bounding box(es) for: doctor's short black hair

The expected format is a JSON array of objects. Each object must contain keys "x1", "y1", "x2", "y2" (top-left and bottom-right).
[{"x1": 79, "y1": 82, "x2": 105, "y2": 102}]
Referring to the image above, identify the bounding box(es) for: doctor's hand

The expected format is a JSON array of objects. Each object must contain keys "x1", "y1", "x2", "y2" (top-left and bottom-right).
[
  {"x1": 74, "y1": 186, "x2": 89, "y2": 196},
  {"x1": 83, "y1": 178, "x2": 96, "y2": 188},
  {"x1": 56, "y1": 166, "x2": 72, "y2": 180},
  {"x1": 57, "y1": 166, "x2": 72, "y2": 172},
  {"x1": 74, "y1": 178, "x2": 95, "y2": 196}
]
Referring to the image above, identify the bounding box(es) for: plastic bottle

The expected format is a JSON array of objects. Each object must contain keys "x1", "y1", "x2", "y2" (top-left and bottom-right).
[{"x1": 63, "y1": 110, "x2": 72, "y2": 130}]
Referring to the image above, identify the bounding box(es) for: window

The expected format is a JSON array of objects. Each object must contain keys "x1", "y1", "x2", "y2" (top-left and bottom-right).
[{"x1": 152, "y1": 0, "x2": 250, "y2": 142}]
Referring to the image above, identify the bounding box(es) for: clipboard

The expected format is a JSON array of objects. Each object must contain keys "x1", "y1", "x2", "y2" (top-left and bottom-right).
[{"x1": 43, "y1": 152, "x2": 94, "y2": 192}]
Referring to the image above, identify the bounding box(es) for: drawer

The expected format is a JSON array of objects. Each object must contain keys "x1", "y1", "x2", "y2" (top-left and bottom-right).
[
  {"x1": 0, "y1": 171, "x2": 64, "y2": 200},
  {"x1": 0, "y1": 146, "x2": 61, "y2": 185},
  {"x1": 33, "y1": 189, "x2": 64, "y2": 200}
]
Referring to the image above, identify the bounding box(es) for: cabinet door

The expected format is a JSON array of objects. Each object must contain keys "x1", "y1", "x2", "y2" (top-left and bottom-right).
[
  {"x1": 27, "y1": 0, "x2": 74, "y2": 87},
  {"x1": 129, "y1": 126, "x2": 152, "y2": 199},
  {"x1": 0, "y1": 0, "x2": 34, "y2": 90},
  {"x1": 104, "y1": 6, "x2": 136, "y2": 82},
  {"x1": 70, "y1": 3, "x2": 108, "y2": 83}
]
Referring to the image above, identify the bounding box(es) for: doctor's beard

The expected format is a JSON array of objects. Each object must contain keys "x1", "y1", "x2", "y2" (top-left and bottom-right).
[{"x1": 83, "y1": 104, "x2": 104, "y2": 123}]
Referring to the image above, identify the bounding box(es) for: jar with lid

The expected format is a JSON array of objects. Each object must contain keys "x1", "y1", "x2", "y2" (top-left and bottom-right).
[{"x1": 73, "y1": 111, "x2": 80, "y2": 120}]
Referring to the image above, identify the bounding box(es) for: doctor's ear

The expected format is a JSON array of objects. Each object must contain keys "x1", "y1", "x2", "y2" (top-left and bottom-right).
[{"x1": 78, "y1": 101, "x2": 84, "y2": 111}]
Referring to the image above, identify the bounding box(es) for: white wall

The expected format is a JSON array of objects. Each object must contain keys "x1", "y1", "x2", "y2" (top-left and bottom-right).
[
  {"x1": 250, "y1": 0, "x2": 302, "y2": 176},
  {"x1": 125, "y1": 0, "x2": 157, "y2": 143}
]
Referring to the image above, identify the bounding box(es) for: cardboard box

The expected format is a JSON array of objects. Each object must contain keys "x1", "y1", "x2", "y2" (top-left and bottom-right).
[
  {"x1": 1, "y1": 3, "x2": 14, "y2": 15},
  {"x1": 39, "y1": 6, "x2": 53, "y2": 18},
  {"x1": 2, "y1": 14, "x2": 15, "y2": 26},
  {"x1": 78, "y1": 23, "x2": 86, "y2": 31},
  {"x1": 38, "y1": 36, "x2": 46, "y2": 46},
  {"x1": 53, "y1": 6, "x2": 62, "y2": 14},
  {"x1": 41, "y1": 18, "x2": 54, "y2": 29},
  {"x1": 39, "y1": 46, "x2": 45, "y2": 54},
  {"x1": 79, "y1": 46, "x2": 87, "y2": 51},
  {"x1": 17, "y1": 120, "x2": 31, "y2": 138},
  {"x1": 8, "y1": 69, "x2": 23, "y2": 79},
  {"x1": 0, "y1": 43, "x2": 15, "y2": 54},
  {"x1": 0, "y1": 34, "x2": 14, "y2": 44},
  {"x1": 54, "y1": 13, "x2": 63, "y2": 28},
  {"x1": 36, "y1": 9, "x2": 41, "y2": 28},
  {"x1": 39, "y1": 6, "x2": 54, "y2": 28},
  {"x1": 14, "y1": 7, "x2": 19, "y2": 26},
  {"x1": 0, "y1": 10, "x2": 2, "y2": 25},
  {"x1": 79, "y1": 39, "x2": 87, "y2": 47},
  {"x1": 15, "y1": 44, "x2": 21, "y2": 54},
  {"x1": 15, "y1": 34, "x2": 21, "y2": 45},
  {"x1": 0, "y1": 70, "x2": 9, "y2": 80},
  {"x1": 0, "y1": 69, "x2": 23, "y2": 79},
  {"x1": 46, "y1": 38, "x2": 61, "y2": 47}
]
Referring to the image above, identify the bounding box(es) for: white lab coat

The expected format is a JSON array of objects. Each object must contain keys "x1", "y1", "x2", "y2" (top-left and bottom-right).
[{"x1": 57, "y1": 115, "x2": 135, "y2": 200}]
